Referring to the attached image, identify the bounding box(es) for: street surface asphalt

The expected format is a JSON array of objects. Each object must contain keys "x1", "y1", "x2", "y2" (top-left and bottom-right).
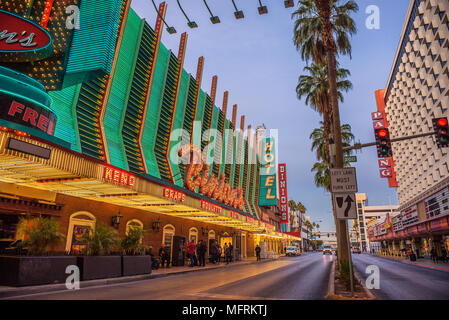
[
  {"x1": 352, "y1": 254, "x2": 449, "y2": 300},
  {"x1": 8, "y1": 252, "x2": 333, "y2": 300}
]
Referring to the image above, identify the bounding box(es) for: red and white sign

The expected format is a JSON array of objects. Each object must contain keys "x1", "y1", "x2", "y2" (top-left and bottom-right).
[
  {"x1": 373, "y1": 120, "x2": 385, "y2": 129},
  {"x1": 104, "y1": 166, "x2": 136, "y2": 187},
  {"x1": 378, "y1": 157, "x2": 393, "y2": 168},
  {"x1": 379, "y1": 168, "x2": 393, "y2": 178},
  {"x1": 371, "y1": 111, "x2": 384, "y2": 121},
  {"x1": 163, "y1": 187, "x2": 185, "y2": 203},
  {"x1": 278, "y1": 163, "x2": 289, "y2": 223},
  {"x1": 0, "y1": 10, "x2": 52, "y2": 54},
  {"x1": 201, "y1": 200, "x2": 222, "y2": 214}
]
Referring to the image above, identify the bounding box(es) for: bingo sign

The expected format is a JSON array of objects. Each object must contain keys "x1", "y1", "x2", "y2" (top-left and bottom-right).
[
  {"x1": 278, "y1": 163, "x2": 288, "y2": 224},
  {"x1": 258, "y1": 138, "x2": 277, "y2": 206}
]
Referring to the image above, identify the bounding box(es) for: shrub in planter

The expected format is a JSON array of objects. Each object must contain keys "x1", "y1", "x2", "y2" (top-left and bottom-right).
[
  {"x1": 77, "y1": 224, "x2": 122, "y2": 281},
  {"x1": 0, "y1": 216, "x2": 76, "y2": 287},
  {"x1": 120, "y1": 226, "x2": 151, "y2": 276}
]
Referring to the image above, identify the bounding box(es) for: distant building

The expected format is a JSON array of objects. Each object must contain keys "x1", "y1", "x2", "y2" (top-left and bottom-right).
[{"x1": 354, "y1": 194, "x2": 400, "y2": 252}]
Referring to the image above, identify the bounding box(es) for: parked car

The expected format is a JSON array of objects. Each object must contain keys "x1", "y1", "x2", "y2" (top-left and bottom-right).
[
  {"x1": 351, "y1": 247, "x2": 361, "y2": 254},
  {"x1": 322, "y1": 245, "x2": 333, "y2": 255},
  {"x1": 286, "y1": 246, "x2": 299, "y2": 256}
]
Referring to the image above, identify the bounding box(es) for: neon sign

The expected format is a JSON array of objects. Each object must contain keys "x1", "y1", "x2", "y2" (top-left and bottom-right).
[
  {"x1": 104, "y1": 166, "x2": 136, "y2": 188},
  {"x1": 163, "y1": 187, "x2": 186, "y2": 203},
  {"x1": 180, "y1": 144, "x2": 244, "y2": 211},
  {"x1": 0, "y1": 10, "x2": 53, "y2": 62}
]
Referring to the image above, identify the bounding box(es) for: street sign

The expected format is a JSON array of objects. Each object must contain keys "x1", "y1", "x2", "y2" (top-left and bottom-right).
[
  {"x1": 333, "y1": 193, "x2": 357, "y2": 219},
  {"x1": 344, "y1": 156, "x2": 357, "y2": 163},
  {"x1": 330, "y1": 167, "x2": 358, "y2": 193}
]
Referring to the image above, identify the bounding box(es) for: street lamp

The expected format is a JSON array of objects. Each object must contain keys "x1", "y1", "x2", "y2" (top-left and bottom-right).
[
  {"x1": 177, "y1": 0, "x2": 198, "y2": 28},
  {"x1": 152, "y1": 216, "x2": 162, "y2": 232},
  {"x1": 151, "y1": 0, "x2": 177, "y2": 34},
  {"x1": 231, "y1": 0, "x2": 244, "y2": 19},
  {"x1": 203, "y1": 0, "x2": 220, "y2": 24},
  {"x1": 258, "y1": 0, "x2": 268, "y2": 15},
  {"x1": 284, "y1": 0, "x2": 294, "y2": 8},
  {"x1": 111, "y1": 212, "x2": 123, "y2": 229}
]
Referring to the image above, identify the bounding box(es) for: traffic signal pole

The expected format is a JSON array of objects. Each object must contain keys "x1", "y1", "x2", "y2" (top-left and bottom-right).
[{"x1": 343, "y1": 130, "x2": 438, "y2": 152}]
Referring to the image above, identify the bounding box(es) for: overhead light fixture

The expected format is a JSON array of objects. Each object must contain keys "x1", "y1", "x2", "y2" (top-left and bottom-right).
[
  {"x1": 231, "y1": 0, "x2": 244, "y2": 19},
  {"x1": 177, "y1": 0, "x2": 198, "y2": 28},
  {"x1": 111, "y1": 212, "x2": 123, "y2": 228},
  {"x1": 167, "y1": 26, "x2": 177, "y2": 34},
  {"x1": 151, "y1": 0, "x2": 177, "y2": 34},
  {"x1": 258, "y1": 1, "x2": 268, "y2": 14},
  {"x1": 284, "y1": 0, "x2": 294, "y2": 8},
  {"x1": 203, "y1": 0, "x2": 221, "y2": 24}
]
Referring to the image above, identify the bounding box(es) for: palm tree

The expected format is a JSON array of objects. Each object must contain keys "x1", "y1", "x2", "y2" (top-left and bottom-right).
[
  {"x1": 288, "y1": 200, "x2": 297, "y2": 213},
  {"x1": 297, "y1": 62, "x2": 352, "y2": 162},
  {"x1": 296, "y1": 201, "x2": 306, "y2": 214},
  {"x1": 292, "y1": 0, "x2": 358, "y2": 64}
]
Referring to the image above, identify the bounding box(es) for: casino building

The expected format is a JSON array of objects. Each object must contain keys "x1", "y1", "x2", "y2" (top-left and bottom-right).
[
  {"x1": 368, "y1": 0, "x2": 449, "y2": 258},
  {"x1": 0, "y1": 0, "x2": 299, "y2": 263}
]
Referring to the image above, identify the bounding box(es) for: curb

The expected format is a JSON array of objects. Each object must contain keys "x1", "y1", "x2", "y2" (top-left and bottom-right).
[
  {"x1": 369, "y1": 254, "x2": 449, "y2": 273},
  {"x1": 0, "y1": 257, "x2": 279, "y2": 299}
]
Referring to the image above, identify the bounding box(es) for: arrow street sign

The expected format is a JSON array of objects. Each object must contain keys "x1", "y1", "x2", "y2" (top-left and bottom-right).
[
  {"x1": 344, "y1": 156, "x2": 357, "y2": 163},
  {"x1": 333, "y1": 193, "x2": 357, "y2": 219},
  {"x1": 330, "y1": 167, "x2": 358, "y2": 193}
]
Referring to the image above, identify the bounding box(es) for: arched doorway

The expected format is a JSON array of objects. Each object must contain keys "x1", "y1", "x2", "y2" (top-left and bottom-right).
[
  {"x1": 65, "y1": 211, "x2": 96, "y2": 254},
  {"x1": 208, "y1": 230, "x2": 215, "y2": 258},
  {"x1": 162, "y1": 224, "x2": 175, "y2": 261},
  {"x1": 188, "y1": 227, "x2": 198, "y2": 244}
]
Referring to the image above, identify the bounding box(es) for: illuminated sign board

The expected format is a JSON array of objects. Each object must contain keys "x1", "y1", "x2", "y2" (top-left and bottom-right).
[
  {"x1": 7, "y1": 138, "x2": 51, "y2": 159},
  {"x1": 0, "y1": 94, "x2": 56, "y2": 135},
  {"x1": 181, "y1": 145, "x2": 244, "y2": 211},
  {"x1": 278, "y1": 163, "x2": 288, "y2": 223},
  {"x1": 163, "y1": 187, "x2": 186, "y2": 203},
  {"x1": 258, "y1": 138, "x2": 277, "y2": 206},
  {"x1": 104, "y1": 166, "x2": 136, "y2": 187},
  {"x1": 201, "y1": 200, "x2": 222, "y2": 214},
  {"x1": 0, "y1": 10, "x2": 53, "y2": 62}
]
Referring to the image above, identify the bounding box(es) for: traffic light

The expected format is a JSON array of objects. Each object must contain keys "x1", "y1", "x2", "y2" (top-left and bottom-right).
[
  {"x1": 433, "y1": 117, "x2": 449, "y2": 148},
  {"x1": 375, "y1": 128, "x2": 392, "y2": 157}
]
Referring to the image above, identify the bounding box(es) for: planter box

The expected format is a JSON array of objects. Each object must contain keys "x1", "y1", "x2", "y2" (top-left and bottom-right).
[
  {"x1": 0, "y1": 256, "x2": 77, "y2": 287},
  {"x1": 77, "y1": 256, "x2": 121, "y2": 281},
  {"x1": 122, "y1": 255, "x2": 152, "y2": 276}
]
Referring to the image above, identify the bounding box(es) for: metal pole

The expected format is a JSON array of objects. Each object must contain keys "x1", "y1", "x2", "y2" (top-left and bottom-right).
[{"x1": 345, "y1": 220, "x2": 354, "y2": 296}]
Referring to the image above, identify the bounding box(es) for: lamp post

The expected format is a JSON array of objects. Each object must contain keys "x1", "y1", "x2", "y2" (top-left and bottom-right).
[
  {"x1": 111, "y1": 212, "x2": 123, "y2": 229},
  {"x1": 203, "y1": 0, "x2": 220, "y2": 24},
  {"x1": 151, "y1": 0, "x2": 176, "y2": 34},
  {"x1": 231, "y1": 0, "x2": 244, "y2": 19},
  {"x1": 257, "y1": 0, "x2": 268, "y2": 15},
  {"x1": 177, "y1": 0, "x2": 198, "y2": 28}
]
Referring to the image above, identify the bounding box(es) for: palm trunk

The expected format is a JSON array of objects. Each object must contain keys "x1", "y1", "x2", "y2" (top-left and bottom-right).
[{"x1": 315, "y1": 0, "x2": 350, "y2": 268}]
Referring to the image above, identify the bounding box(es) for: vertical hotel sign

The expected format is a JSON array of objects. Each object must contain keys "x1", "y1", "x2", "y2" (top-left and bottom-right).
[
  {"x1": 278, "y1": 163, "x2": 288, "y2": 224},
  {"x1": 258, "y1": 138, "x2": 277, "y2": 206}
]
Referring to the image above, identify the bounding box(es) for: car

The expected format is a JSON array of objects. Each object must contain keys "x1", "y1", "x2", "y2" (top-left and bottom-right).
[
  {"x1": 316, "y1": 248, "x2": 323, "y2": 252},
  {"x1": 351, "y1": 247, "x2": 361, "y2": 254},
  {"x1": 322, "y1": 245, "x2": 333, "y2": 255},
  {"x1": 286, "y1": 246, "x2": 299, "y2": 256}
]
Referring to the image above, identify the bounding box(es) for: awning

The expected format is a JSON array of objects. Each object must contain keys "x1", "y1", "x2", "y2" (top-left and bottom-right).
[{"x1": 0, "y1": 130, "x2": 268, "y2": 232}]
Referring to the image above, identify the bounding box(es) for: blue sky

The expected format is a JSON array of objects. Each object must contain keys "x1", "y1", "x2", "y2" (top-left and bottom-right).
[{"x1": 130, "y1": 0, "x2": 411, "y2": 231}]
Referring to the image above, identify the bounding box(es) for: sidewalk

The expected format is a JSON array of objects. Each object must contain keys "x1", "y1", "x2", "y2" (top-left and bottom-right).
[
  {"x1": 0, "y1": 256, "x2": 283, "y2": 299},
  {"x1": 370, "y1": 253, "x2": 449, "y2": 273}
]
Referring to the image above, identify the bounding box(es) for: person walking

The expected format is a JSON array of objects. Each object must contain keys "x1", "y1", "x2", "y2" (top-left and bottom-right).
[
  {"x1": 216, "y1": 243, "x2": 222, "y2": 263},
  {"x1": 197, "y1": 240, "x2": 207, "y2": 267},
  {"x1": 430, "y1": 247, "x2": 438, "y2": 263},
  {"x1": 223, "y1": 243, "x2": 229, "y2": 264},
  {"x1": 441, "y1": 247, "x2": 447, "y2": 263},
  {"x1": 255, "y1": 244, "x2": 261, "y2": 261},
  {"x1": 229, "y1": 244, "x2": 234, "y2": 263},
  {"x1": 187, "y1": 240, "x2": 197, "y2": 267}
]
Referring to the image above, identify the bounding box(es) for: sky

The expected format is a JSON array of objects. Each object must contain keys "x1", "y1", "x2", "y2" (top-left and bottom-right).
[{"x1": 130, "y1": 0, "x2": 411, "y2": 231}]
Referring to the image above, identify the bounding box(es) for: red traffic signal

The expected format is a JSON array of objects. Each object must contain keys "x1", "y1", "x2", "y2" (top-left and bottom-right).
[
  {"x1": 375, "y1": 128, "x2": 392, "y2": 158},
  {"x1": 433, "y1": 117, "x2": 449, "y2": 148}
]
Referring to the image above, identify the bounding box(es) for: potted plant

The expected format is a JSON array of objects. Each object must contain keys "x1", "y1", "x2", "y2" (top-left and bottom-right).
[
  {"x1": 120, "y1": 226, "x2": 152, "y2": 276},
  {"x1": 0, "y1": 216, "x2": 77, "y2": 287},
  {"x1": 76, "y1": 223, "x2": 122, "y2": 281}
]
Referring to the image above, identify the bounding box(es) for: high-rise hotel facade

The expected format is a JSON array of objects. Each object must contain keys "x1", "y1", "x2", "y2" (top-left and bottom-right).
[
  {"x1": 0, "y1": 0, "x2": 298, "y2": 263},
  {"x1": 368, "y1": 0, "x2": 449, "y2": 257}
]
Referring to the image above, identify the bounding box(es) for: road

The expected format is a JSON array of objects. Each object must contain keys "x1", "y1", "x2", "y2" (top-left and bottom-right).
[
  {"x1": 352, "y1": 254, "x2": 449, "y2": 300},
  {"x1": 8, "y1": 252, "x2": 333, "y2": 300}
]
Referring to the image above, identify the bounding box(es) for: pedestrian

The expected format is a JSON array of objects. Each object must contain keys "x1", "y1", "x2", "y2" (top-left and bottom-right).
[
  {"x1": 255, "y1": 244, "x2": 261, "y2": 261},
  {"x1": 210, "y1": 240, "x2": 217, "y2": 264},
  {"x1": 159, "y1": 246, "x2": 170, "y2": 268},
  {"x1": 441, "y1": 247, "x2": 447, "y2": 263},
  {"x1": 223, "y1": 243, "x2": 229, "y2": 264},
  {"x1": 225, "y1": 243, "x2": 232, "y2": 264},
  {"x1": 216, "y1": 243, "x2": 222, "y2": 263},
  {"x1": 229, "y1": 244, "x2": 234, "y2": 263},
  {"x1": 430, "y1": 247, "x2": 438, "y2": 263},
  {"x1": 197, "y1": 240, "x2": 207, "y2": 267},
  {"x1": 187, "y1": 240, "x2": 197, "y2": 267}
]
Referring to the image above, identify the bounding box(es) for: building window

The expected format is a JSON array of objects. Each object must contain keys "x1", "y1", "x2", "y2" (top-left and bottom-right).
[
  {"x1": 65, "y1": 211, "x2": 96, "y2": 255},
  {"x1": 126, "y1": 219, "x2": 143, "y2": 235},
  {"x1": 162, "y1": 224, "x2": 175, "y2": 260},
  {"x1": 358, "y1": 203, "x2": 362, "y2": 209},
  {"x1": 188, "y1": 227, "x2": 198, "y2": 243}
]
